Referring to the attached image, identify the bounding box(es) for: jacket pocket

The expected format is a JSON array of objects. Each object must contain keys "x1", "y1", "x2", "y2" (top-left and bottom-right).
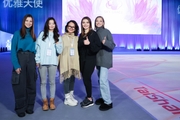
[{"x1": 11, "y1": 71, "x2": 20, "y2": 84}]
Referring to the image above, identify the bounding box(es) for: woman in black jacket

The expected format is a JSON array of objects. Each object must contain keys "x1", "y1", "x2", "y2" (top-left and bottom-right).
[{"x1": 78, "y1": 16, "x2": 101, "y2": 108}]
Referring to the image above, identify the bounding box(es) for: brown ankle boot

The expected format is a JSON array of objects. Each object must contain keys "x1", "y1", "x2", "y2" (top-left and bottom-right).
[
  {"x1": 42, "y1": 99, "x2": 49, "y2": 111},
  {"x1": 50, "y1": 98, "x2": 56, "y2": 110}
]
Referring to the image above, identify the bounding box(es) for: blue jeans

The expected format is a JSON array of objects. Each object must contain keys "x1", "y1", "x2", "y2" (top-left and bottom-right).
[
  {"x1": 63, "y1": 75, "x2": 75, "y2": 94},
  {"x1": 97, "y1": 66, "x2": 112, "y2": 104}
]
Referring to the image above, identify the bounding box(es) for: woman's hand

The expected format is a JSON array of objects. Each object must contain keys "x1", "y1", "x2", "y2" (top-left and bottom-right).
[
  {"x1": 102, "y1": 37, "x2": 106, "y2": 44},
  {"x1": 36, "y1": 63, "x2": 40, "y2": 68},
  {"x1": 84, "y1": 37, "x2": 90, "y2": 45},
  {"x1": 15, "y1": 68, "x2": 21, "y2": 74}
]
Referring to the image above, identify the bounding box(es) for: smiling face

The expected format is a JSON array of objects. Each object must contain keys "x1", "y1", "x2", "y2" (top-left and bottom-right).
[
  {"x1": 24, "y1": 17, "x2": 33, "y2": 28},
  {"x1": 67, "y1": 22, "x2": 75, "y2": 34},
  {"x1": 48, "y1": 19, "x2": 55, "y2": 31},
  {"x1": 96, "y1": 17, "x2": 104, "y2": 28},
  {"x1": 82, "y1": 19, "x2": 90, "y2": 31}
]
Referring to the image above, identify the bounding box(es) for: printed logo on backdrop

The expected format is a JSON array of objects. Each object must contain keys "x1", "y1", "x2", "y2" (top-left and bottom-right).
[
  {"x1": 3, "y1": 0, "x2": 43, "y2": 8},
  {"x1": 106, "y1": 0, "x2": 122, "y2": 10},
  {"x1": 134, "y1": 87, "x2": 180, "y2": 115},
  {"x1": 178, "y1": 5, "x2": 180, "y2": 14}
]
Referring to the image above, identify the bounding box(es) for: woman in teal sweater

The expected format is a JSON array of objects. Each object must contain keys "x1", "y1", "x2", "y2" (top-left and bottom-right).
[{"x1": 11, "y1": 14, "x2": 37, "y2": 117}]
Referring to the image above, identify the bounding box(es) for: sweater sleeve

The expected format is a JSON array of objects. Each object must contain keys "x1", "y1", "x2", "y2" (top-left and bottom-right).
[
  {"x1": 89, "y1": 32, "x2": 102, "y2": 53},
  {"x1": 55, "y1": 36, "x2": 63, "y2": 54},
  {"x1": 78, "y1": 35, "x2": 84, "y2": 54},
  {"x1": 11, "y1": 31, "x2": 21, "y2": 70},
  {"x1": 35, "y1": 32, "x2": 43, "y2": 63},
  {"x1": 78, "y1": 34, "x2": 84, "y2": 48},
  {"x1": 103, "y1": 30, "x2": 116, "y2": 50}
]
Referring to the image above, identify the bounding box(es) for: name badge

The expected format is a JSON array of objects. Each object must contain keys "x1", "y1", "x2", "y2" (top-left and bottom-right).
[
  {"x1": 47, "y1": 49, "x2": 52, "y2": 56},
  {"x1": 70, "y1": 48, "x2": 74, "y2": 56}
]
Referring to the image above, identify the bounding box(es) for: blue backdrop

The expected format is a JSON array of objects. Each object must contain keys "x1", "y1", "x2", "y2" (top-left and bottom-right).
[
  {"x1": 0, "y1": 0, "x2": 62, "y2": 35},
  {"x1": 0, "y1": 0, "x2": 180, "y2": 51}
]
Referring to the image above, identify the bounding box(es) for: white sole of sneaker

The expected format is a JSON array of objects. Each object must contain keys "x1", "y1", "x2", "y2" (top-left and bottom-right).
[
  {"x1": 81, "y1": 103, "x2": 94, "y2": 108},
  {"x1": 64, "y1": 101, "x2": 77, "y2": 106}
]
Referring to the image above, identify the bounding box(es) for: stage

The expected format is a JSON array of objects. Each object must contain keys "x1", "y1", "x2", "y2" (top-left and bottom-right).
[{"x1": 0, "y1": 52, "x2": 179, "y2": 120}]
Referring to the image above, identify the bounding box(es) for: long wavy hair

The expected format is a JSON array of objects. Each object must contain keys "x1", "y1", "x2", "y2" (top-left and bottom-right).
[
  {"x1": 42, "y1": 17, "x2": 59, "y2": 43},
  {"x1": 20, "y1": 14, "x2": 36, "y2": 41},
  {"x1": 80, "y1": 16, "x2": 92, "y2": 37},
  {"x1": 65, "y1": 20, "x2": 79, "y2": 36}
]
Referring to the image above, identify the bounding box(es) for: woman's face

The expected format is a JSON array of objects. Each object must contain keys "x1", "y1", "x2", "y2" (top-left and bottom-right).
[
  {"x1": 48, "y1": 20, "x2": 55, "y2": 31},
  {"x1": 25, "y1": 17, "x2": 33, "y2": 28},
  {"x1": 96, "y1": 17, "x2": 104, "y2": 28},
  {"x1": 82, "y1": 19, "x2": 90, "y2": 30},
  {"x1": 67, "y1": 22, "x2": 75, "y2": 33}
]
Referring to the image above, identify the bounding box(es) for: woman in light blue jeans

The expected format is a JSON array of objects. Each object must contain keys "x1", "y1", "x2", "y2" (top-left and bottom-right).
[{"x1": 95, "y1": 16, "x2": 116, "y2": 111}]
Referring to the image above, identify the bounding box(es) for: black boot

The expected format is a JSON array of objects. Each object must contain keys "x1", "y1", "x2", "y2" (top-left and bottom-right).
[
  {"x1": 17, "y1": 112, "x2": 25, "y2": 117},
  {"x1": 95, "y1": 98, "x2": 104, "y2": 105},
  {"x1": 99, "y1": 103, "x2": 113, "y2": 111}
]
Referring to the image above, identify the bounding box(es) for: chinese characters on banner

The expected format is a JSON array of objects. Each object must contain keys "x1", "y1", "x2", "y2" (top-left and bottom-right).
[{"x1": 3, "y1": 0, "x2": 43, "y2": 8}]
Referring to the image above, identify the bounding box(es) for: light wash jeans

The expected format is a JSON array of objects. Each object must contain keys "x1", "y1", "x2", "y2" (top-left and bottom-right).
[
  {"x1": 97, "y1": 66, "x2": 112, "y2": 104},
  {"x1": 38, "y1": 65, "x2": 57, "y2": 99}
]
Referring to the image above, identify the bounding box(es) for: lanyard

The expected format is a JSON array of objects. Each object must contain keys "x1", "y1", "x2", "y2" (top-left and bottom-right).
[{"x1": 67, "y1": 36, "x2": 74, "y2": 47}]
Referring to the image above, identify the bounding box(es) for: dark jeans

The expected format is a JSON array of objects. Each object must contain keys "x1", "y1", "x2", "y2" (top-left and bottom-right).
[
  {"x1": 80, "y1": 58, "x2": 96, "y2": 98},
  {"x1": 63, "y1": 75, "x2": 75, "y2": 94},
  {"x1": 12, "y1": 51, "x2": 37, "y2": 114}
]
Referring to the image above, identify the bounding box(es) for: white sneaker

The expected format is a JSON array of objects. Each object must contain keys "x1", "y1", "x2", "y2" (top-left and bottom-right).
[
  {"x1": 70, "y1": 92, "x2": 78, "y2": 104},
  {"x1": 64, "y1": 93, "x2": 77, "y2": 106}
]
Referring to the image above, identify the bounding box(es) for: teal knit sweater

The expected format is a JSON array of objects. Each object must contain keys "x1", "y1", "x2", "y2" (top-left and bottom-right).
[{"x1": 11, "y1": 29, "x2": 36, "y2": 70}]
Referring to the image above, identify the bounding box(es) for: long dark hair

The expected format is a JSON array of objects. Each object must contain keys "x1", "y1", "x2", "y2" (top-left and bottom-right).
[
  {"x1": 65, "y1": 20, "x2": 79, "y2": 36},
  {"x1": 20, "y1": 14, "x2": 36, "y2": 41},
  {"x1": 94, "y1": 16, "x2": 105, "y2": 30},
  {"x1": 80, "y1": 16, "x2": 92, "y2": 37},
  {"x1": 42, "y1": 17, "x2": 59, "y2": 43}
]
